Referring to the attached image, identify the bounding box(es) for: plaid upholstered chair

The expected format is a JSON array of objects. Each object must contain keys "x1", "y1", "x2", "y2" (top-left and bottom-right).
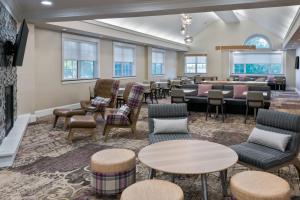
[
  {"x1": 103, "y1": 84, "x2": 145, "y2": 142},
  {"x1": 81, "y1": 79, "x2": 120, "y2": 119}
]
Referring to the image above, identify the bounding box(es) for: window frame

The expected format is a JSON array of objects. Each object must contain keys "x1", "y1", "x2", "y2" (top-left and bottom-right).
[
  {"x1": 244, "y1": 34, "x2": 272, "y2": 49},
  {"x1": 230, "y1": 51, "x2": 284, "y2": 76},
  {"x1": 151, "y1": 48, "x2": 165, "y2": 76},
  {"x1": 62, "y1": 33, "x2": 100, "y2": 82},
  {"x1": 184, "y1": 55, "x2": 208, "y2": 74},
  {"x1": 113, "y1": 42, "x2": 136, "y2": 78}
]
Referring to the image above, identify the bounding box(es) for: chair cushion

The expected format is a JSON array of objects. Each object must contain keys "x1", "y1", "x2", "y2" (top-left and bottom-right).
[
  {"x1": 127, "y1": 85, "x2": 144, "y2": 109},
  {"x1": 197, "y1": 84, "x2": 212, "y2": 97},
  {"x1": 149, "y1": 132, "x2": 192, "y2": 144},
  {"x1": 233, "y1": 85, "x2": 248, "y2": 99},
  {"x1": 248, "y1": 128, "x2": 291, "y2": 152},
  {"x1": 117, "y1": 105, "x2": 131, "y2": 116},
  {"x1": 69, "y1": 115, "x2": 97, "y2": 128},
  {"x1": 153, "y1": 118, "x2": 188, "y2": 134},
  {"x1": 230, "y1": 142, "x2": 295, "y2": 170},
  {"x1": 106, "y1": 114, "x2": 130, "y2": 125}
]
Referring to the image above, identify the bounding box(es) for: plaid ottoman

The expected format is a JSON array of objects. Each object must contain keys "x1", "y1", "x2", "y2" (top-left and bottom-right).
[{"x1": 91, "y1": 149, "x2": 136, "y2": 195}]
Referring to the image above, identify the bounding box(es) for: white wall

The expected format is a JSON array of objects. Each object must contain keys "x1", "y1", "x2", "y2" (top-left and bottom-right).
[
  {"x1": 17, "y1": 25, "x2": 180, "y2": 115},
  {"x1": 181, "y1": 20, "x2": 295, "y2": 88}
]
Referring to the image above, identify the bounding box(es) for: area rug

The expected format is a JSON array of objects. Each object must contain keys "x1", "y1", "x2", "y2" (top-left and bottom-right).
[{"x1": 0, "y1": 91, "x2": 300, "y2": 200}]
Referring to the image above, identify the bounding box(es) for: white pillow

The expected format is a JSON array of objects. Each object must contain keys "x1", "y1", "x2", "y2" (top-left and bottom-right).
[
  {"x1": 153, "y1": 118, "x2": 189, "y2": 134},
  {"x1": 247, "y1": 128, "x2": 291, "y2": 152}
]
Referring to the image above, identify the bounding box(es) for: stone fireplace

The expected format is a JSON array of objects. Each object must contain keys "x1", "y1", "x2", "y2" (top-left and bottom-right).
[{"x1": 0, "y1": 2, "x2": 17, "y2": 145}]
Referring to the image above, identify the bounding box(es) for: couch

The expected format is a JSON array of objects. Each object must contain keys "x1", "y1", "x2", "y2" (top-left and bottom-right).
[{"x1": 183, "y1": 84, "x2": 271, "y2": 114}]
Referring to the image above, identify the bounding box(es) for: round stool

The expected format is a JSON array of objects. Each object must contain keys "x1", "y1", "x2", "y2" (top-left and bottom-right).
[
  {"x1": 121, "y1": 179, "x2": 184, "y2": 200},
  {"x1": 230, "y1": 171, "x2": 290, "y2": 200},
  {"x1": 91, "y1": 148, "x2": 136, "y2": 195}
]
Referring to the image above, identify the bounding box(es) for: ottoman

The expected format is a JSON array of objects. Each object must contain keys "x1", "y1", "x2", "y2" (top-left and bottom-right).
[
  {"x1": 91, "y1": 149, "x2": 136, "y2": 195},
  {"x1": 121, "y1": 179, "x2": 184, "y2": 200},
  {"x1": 230, "y1": 171, "x2": 290, "y2": 200},
  {"x1": 53, "y1": 108, "x2": 86, "y2": 129},
  {"x1": 68, "y1": 115, "x2": 97, "y2": 143}
]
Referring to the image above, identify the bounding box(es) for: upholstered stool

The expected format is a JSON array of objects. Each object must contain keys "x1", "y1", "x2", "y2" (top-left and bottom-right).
[
  {"x1": 121, "y1": 179, "x2": 184, "y2": 200},
  {"x1": 68, "y1": 115, "x2": 97, "y2": 143},
  {"x1": 53, "y1": 108, "x2": 86, "y2": 129},
  {"x1": 230, "y1": 171, "x2": 290, "y2": 200},
  {"x1": 91, "y1": 149, "x2": 136, "y2": 195}
]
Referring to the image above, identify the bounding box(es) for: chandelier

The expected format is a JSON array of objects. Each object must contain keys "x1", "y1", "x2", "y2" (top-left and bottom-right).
[{"x1": 180, "y1": 14, "x2": 193, "y2": 44}]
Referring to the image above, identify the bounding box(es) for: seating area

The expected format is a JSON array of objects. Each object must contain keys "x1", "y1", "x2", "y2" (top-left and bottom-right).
[{"x1": 2, "y1": 1, "x2": 300, "y2": 200}]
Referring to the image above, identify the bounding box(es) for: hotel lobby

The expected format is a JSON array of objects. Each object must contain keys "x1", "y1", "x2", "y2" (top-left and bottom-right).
[{"x1": 1, "y1": 0, "x2": 300, "y2": 199}]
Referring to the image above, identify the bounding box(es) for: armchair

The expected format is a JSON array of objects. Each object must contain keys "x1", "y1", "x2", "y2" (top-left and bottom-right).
[
  {"x1": 148, "y1": 104, "x2": 192, "y2": 144},
  {"x1": 103, "y1": 84, "x2": 144, "y2": 142},
  {"x1": 231, "y1": 109, "x2": 300, "y2": 178},
  {"x1": 81, "y1": 79, "x2": 120, "y2": 119}
]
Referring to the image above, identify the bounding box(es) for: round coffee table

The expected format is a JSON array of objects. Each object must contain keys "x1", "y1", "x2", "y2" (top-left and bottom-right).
[{"x1": 138, "y1": 140, "x2": 238, "y2": 200}]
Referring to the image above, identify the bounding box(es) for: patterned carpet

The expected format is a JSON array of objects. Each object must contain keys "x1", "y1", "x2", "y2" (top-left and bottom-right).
[{"x1": 1, "y1": 91, "x2": 300, "y2": 200}]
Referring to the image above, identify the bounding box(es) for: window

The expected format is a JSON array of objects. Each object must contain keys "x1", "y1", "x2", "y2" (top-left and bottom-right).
[
  {"x1": 185, "y1": 55, "x2": 207, "y2": 74},
  {"x1": 152, "y1": 49, "x2": 165, "y2": 75},
  {"x1": 232, "y1": 52, "x2": 283, "y2": 75},
  {"x1": 113, "y1": 42, "x2": 136, "y2": 77},
  {"x1": 245, "y1": 35, "x2": 271, "y2": 49},
  {"x1": 62, "y1": 34, "x2": 99, "y2": 81}
]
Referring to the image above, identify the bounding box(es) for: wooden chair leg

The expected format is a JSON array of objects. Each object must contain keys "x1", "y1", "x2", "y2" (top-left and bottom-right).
[
  {"x1": 92, "y1": 130, "x2": 97, "y2": 142},
  {"x1": 64, "y1": 117, "x2": 69, "y2": 130},
  {"x1": 131, "y1": 126, "x2": 136, "y2": 135},
  {"x1": 93, "y1": 112, "x2": 99, "y2": 120},
  {"x1": 221, "y1": 105, "x2": 224, "y2": 122},
  {"x1": 206, "y1": 104, "x2": 209, "y2": 121},
  {"x1": 245, "y1": 106, "x2": 249, "y2": 124},
  {"x1": 100, "y1": 112, "x2": 105, "y2": 119},
  {"x1": 68, "y1": 128, "x2": 74, "y2": 144},
  {"x1": 103, "y1": 125, "x2": 111, "y2": 142},
  {"x1": 150, "y1": 92, "x2": 154, "y2": 104},
  {"x1": 254, "y1": 108, "x2": 257, "y2": 120},
  {"x1": 53, "y1": 115, "x2": 59, "y2": 128}
]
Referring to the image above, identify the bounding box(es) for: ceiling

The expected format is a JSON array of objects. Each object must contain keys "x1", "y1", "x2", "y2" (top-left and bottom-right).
[
  {"x1": 3, "y1": 0, "x2": 300, "y2": 22},
  {"x1": 97, "y1": 6, "x2": 299, "y2": 44}
]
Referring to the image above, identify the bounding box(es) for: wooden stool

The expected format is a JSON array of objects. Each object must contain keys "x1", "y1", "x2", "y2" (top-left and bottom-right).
[
  {"x1": 230, "y1": 171, "x2": 290, "y2": 200},
  {"x1": 68, "y1": 115, "x2": 97, "y2": 143},
  {"x1": 53, "y1": 108, "x2": 86, "y2": 130},
  {"x1": 91, "y1": 149, "x2": 136, "y2": 195},
  {"x1": 121, "y1": 179, "x2": 184, "y2": 200}
]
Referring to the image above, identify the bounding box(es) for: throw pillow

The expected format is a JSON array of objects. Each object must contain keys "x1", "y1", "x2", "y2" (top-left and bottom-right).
[
  {"x1": 91, "y1": 96, "x2": 111, "y2": 106},
  {"x1": 153, "y1": 118, "x2": 189, "y2": 134},
  {"x1": 233, "y1": 85, "x2": 248, "y2": 99},
  {"x1": 197, "y1": 84, "x2": 212, "y2": 96},
  {"x1": 116, "y1": 104, "x2": 131, "y2": 116},
  {"x1": 247, "y1": 128, "x2": 291, "y2": 152}
]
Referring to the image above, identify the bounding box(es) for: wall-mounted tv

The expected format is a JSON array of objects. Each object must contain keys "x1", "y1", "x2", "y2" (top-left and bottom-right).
[
  {"x1": 12, "y1": 19, "x2": 29, "y2": 66},
  {"x1": 296, "y1": 56, "x2": 299, "y2": 70}
]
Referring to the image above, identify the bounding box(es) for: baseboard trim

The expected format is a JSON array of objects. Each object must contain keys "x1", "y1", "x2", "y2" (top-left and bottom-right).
[{"x1": 31, "y1": 103, "x2": 81, "y2": 122}]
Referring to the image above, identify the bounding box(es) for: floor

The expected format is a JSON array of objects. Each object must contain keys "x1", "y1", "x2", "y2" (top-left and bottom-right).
[{"x1": 0, "y1": 91, "x2": 300, "y2": 200}]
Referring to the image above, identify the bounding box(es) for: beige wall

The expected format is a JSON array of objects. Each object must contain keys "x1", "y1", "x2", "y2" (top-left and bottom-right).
[
  {"x1": 18, "y1": 26, "x2": 179, "y2": 115},
  {"x1": 181, "y1": 20, "x2": 295, "y2": 88}
]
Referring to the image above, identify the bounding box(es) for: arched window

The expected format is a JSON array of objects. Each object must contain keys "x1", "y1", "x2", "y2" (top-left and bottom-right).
[{"x1": 244, "y1": 35, "x2": 271, "y2": 49}]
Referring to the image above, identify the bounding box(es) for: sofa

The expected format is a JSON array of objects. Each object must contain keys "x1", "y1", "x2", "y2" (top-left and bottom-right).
[{"x1": 183, "y1": 84, "x2": 271, "y2": 114}]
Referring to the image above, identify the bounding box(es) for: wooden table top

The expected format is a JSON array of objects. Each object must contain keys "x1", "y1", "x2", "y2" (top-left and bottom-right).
[{"x1": 138, "y1": 140, "x2": 238, "y2": 175}]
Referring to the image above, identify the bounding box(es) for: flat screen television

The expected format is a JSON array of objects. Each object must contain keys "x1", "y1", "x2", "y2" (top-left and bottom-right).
[
  {"x1": 12, "y1": 19, "x2": 29, "y2": 66},
  {"x1": 296, "y1": 56, "x2": 299, "y2": 70}
]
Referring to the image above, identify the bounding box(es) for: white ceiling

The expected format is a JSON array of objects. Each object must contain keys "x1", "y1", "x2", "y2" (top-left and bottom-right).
[
  {"x1": 97, "y1": 6, "x2": 299, "y2": 44},
  {"x1": 3, "y1": 0, "x2": 300, "y2": 22}
]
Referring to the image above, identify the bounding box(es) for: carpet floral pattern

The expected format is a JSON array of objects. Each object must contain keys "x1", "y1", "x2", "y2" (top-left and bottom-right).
[{"x1": 0, "y1": 91, "x2": 300, "y2": 200}]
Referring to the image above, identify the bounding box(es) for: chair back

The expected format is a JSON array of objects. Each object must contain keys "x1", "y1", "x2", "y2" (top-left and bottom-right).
[
  {"x1": 123, "y1": 82, "x2": 136, "y2": 103},
  {"x1": 127, "y1": 84, "x2": 145, "y2": 124},
  {"x1": 93, "y1": 79, "x2": 120, "y2": 108},
  {"x1": 148, "y1": 104, "x2": 188, "y2": 133},
  {"x1": 247, "y1": 91, "x2": 264, "y2": 107},
  {"x1": 256, "y1": 109, "x2": 300, "y2": 154},
  {"x1": 208, "y1": 90, "x2": 223, "y2": 105},
  {"x1": 171, "y1": 89, "x2": 185, "y2": 103}
]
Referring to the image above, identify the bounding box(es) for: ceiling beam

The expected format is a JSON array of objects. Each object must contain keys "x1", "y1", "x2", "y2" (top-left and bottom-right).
[
  {"x1": 5, "y1": 0, "x2": 300, "y2": 22},
  {"x1": 214, "y1": 11, "x2": 240, "y2": 23}
]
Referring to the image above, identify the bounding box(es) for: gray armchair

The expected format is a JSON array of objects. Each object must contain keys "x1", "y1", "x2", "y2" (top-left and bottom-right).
[
  {"x1": 231, "y1": 109, "x2": 300, "y2": 177},
  {"x1": 148, "y1": 104, "x2": 192, "y2": 144}
]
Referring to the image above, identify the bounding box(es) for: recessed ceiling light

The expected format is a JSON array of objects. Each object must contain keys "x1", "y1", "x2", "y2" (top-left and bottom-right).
[
  {"x1": 41, "y1": 1, "x2": 53, "y2": 6},
  {"x1": 62, "y1": 28, "x2": 67, "y2": 31}
]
